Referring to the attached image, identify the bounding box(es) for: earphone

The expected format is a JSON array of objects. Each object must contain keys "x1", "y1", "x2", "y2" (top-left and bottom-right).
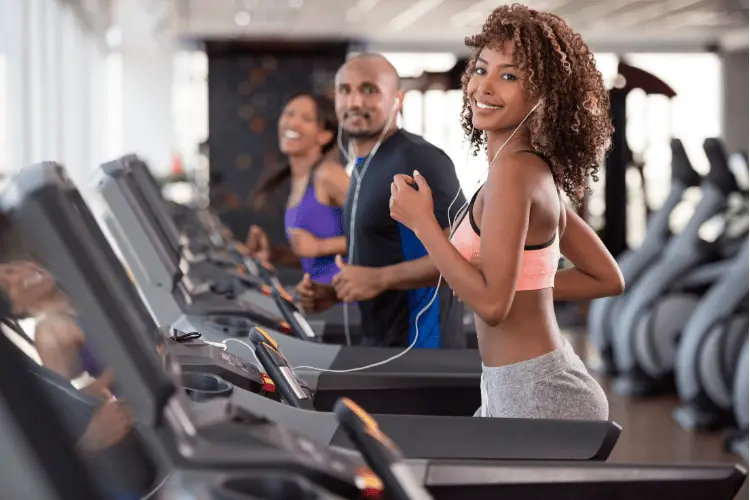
[
  {"x1": 295, "y1": 97, "x2": 542, "y2": 373},
  {"x1": 337, "y1": 95, "x2": 401, "y2": 348}
]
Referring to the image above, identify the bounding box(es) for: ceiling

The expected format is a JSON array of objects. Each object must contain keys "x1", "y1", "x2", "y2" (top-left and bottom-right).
[{"x1": 170, "y1": 0, "x2": 749, "y2": 53}]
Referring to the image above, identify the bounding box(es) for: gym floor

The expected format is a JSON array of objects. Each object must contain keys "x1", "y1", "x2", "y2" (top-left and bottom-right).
[{"x1": 566, "y1": 331, "x2": 748, "y2": 500}]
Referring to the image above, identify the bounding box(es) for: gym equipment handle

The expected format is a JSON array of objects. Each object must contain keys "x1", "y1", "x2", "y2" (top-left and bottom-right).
[
  {"x1": 334, "y1": 398, "x2": 433, "y2": 500},
  {"x1": 248, "y1": 328, "x2": 314, "y2": 410}
]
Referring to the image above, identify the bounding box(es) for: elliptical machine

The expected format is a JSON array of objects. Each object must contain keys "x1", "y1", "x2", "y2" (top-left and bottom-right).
[
  {"x1": 588, "y1": 139, "x2": 703, "y2": 374},
  {"x1": 671, "y1": 147, "x2": 749, "y2": 430},
  {"x1": 726, "y1": 341, "x2": 749, "y2": 462},
  {"x1": 671, "y1": 238, "x2": 748, "y2": 431},
  {"x1": 612, "y1": 138, "x2": 744, "y2": 396}
]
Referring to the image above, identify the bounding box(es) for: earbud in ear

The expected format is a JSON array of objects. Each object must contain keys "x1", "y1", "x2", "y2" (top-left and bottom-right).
[{"x1": 392, "y1": 97, "x2": 401, "y2": 109}]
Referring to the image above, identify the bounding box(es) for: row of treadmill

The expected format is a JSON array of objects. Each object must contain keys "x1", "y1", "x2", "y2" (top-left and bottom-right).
[
  {"x1": 588, "y1": 138, "x2": 750, "y2": 463},
  {"x1": 0, "y1": 154, "x2": 745, "y2": 499}
]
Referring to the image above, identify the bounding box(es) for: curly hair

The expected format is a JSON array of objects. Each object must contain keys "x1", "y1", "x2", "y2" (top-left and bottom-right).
[{"x1": 461, "y1": 4, "x2": 613, "y2": 202}]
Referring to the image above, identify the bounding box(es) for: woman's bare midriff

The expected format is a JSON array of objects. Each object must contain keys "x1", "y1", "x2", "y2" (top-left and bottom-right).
[{"x1": 475, "y1": 288, "x2": 563, "y2": 367}]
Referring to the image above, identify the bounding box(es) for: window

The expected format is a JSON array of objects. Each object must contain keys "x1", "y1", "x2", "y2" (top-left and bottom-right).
[{"x1": 0, "y1": 54, "x2": 6, "y2": 176}]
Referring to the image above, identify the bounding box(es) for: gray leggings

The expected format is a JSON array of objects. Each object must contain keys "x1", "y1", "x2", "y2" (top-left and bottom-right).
[{"x1": 475, "y1": 339, "x2": 609, "y2": 420}]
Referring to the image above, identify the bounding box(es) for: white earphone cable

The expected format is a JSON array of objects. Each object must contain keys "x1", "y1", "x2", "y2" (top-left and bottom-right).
[{"x1": 296, "y1": 99, "x2": 541, "y2": 373}]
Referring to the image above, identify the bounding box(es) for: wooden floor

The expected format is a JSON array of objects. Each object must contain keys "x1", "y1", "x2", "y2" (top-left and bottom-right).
[{"x1": 567, "y1": 332, "x2": 749, "y2": 499}]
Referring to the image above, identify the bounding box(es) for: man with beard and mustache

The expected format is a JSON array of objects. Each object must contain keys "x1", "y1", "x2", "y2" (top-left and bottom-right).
[{"x1": 296, "y1": 53, "x2": 466, "y2": 349}]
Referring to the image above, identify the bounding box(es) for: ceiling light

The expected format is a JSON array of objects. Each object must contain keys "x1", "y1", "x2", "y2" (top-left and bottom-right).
[
  {"x1": 381, "y1": 53, "x2": 458, "y2": 78},
  {"x1": 347, "y1": 0, "x2": 380, "y2": 23},
  {"x1": 388, "y1": 0, "x2": 446, "y2": 32},
  {"x1": 235, "y1": 11, "x2": 252, "y2": 26}
]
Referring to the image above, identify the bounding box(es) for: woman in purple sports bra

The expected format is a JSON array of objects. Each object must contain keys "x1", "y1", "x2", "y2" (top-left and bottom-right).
[
  {"x1": 390, "y1": 5, "x2": 625, "y2": 421},
  {"x1": 20, "y1": 270, "x2": 115, "y2": 399},
  {"x1": 249, "y1": 93, "x2": 349, "y2": 285}
]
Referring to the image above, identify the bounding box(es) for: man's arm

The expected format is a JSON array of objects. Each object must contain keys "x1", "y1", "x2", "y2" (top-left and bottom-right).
[
  {"x1": 381, "y1": 146, "x2": 464, "y2": 291},
  {"x1": 380, "y1": 228, "x2": 450, "y2": 290}
]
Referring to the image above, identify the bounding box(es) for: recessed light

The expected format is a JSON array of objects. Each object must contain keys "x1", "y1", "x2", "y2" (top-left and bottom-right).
[{"x1": 235, "y1": 11, "x2": 252, "y2": 26}]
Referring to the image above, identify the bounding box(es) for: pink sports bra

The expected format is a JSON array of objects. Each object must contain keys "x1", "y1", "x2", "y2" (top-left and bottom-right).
[{"x1": 450, "y1": 157, "x2": 560, "y2": 291}]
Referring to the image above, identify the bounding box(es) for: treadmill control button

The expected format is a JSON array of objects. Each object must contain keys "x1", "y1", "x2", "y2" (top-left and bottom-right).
[
  {"x1": 260, "y1": 374, "x2": 276, "y2": 393},
  {"x1": 355, "y1": 468, "x2": 384, "y2": 499}
]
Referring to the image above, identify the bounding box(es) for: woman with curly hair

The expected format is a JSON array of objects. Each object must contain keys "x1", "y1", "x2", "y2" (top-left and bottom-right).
[{"x1": 389, "y1": 4, "x2": 624, "y2": 420}]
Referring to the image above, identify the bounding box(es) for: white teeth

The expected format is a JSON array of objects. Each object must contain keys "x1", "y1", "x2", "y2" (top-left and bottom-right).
[
  {"x1": 476, "y1": 101, "x2": 501, "y2": 110},
  {"x1": 283, "y1": 130, "x2": 301, "y2": 139}
]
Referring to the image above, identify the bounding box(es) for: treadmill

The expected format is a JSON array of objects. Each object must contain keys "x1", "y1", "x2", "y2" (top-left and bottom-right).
[
  {"x1": 6, "y1": 162, "x2": 746, "y2": 500},
  {"x1": 2, "y1": 311, "x2": 746, "y2": 500},
  {"x1": 128, "y1": 154, "x2": 468, "y2": 349},
  {"x1": 95, "y1": 156, "x2": 488, "y2": 417},
  {"x1": 17, "y1": 161, "x2": 624, "y2": 462},
  {"x1": 125, "y1": 153, "x2": 360, "y2": 345},
  {"x1": 0, "y1": 331, "x2": 111, "y2": 500},
  {"x1": 0, "y1": 305, "x2": 417, "y2": 500}
]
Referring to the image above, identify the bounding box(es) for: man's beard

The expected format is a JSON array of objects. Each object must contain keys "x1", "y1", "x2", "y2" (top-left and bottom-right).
[
  {"x1": 342, "y1": 109, "x2": 385, "y2": 140},
  {"x1": 344, "y1": 126, "x2": 385, "y2": 140}
]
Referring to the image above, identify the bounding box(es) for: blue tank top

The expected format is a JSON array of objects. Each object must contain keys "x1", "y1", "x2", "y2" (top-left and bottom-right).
[{"x1": 284, "y1": 173, "x2": 346, "y2": 284}]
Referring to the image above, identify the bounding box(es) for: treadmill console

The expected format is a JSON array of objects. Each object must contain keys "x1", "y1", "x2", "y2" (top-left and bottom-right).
[
  {"x1": 167, "y1": 327, "x2": 277, "y2": 396},
  {"x1": 248, "y1": 327, "x2": 314, "y2": 408},
  {"x1": 217, "y1": 404, "x2": 385, "y2": 499}
]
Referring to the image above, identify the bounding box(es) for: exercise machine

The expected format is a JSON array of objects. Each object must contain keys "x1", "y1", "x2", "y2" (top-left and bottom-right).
[
  {"x1": 19, "y1": 161, "x2": 622, "y2": 462},
  {"x1": 4, "y1": 162, "x2": 746, "y2": 499},
  {"x1": 588, "y1": 139, "x2": 703, "y2": 374},
  {"x1": 612, "y1": 138, "x2": 745, "y2": 396},
  {"x1": 138, "y1": 155, "x2": 366, "y2": 345},
  {"x1": 1, "y1": 326, "x2": 746, "y2": 500},
  {"x1": 94, "y1": 157, "x2": 486, "y2": 417},
  {"x1": 726, "y1": 341, "x2": 749, "y2": 462},
  {"x1": 672, "y1": 239, "x2": 749, "y2": 431}
]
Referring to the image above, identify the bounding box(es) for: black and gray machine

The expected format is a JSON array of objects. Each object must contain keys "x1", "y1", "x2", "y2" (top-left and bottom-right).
[
  {"x1": 128, "y1": 153, "x2": 364, "y2": 346},
  {"x1": 727, "y1": 341, "x2": 749, "y2": 462},
  {"x1": 24, "y1": 160, "x2": 621, "y2": 462},
  {"x1": 5, "y1": 161, "x2": 747, "y2": 500},
  {"x1": 0, "y1": 331, "x2": 112, "y2": 500},
  {"x1": 672, "y1": 239, "x2": 749, "y2": 431},
  {"x1": 2, "y1": 317, "x2": 746, "y2": 500},
  {"x1": 93, "y1": 156, "x2": 486, "y2": 417},
  {"x1": 611, "y1": 138, "x2": 747, "y2": 396},
  {"x1": 588, "y1": 139, "x2": 703, "y2": 375}
]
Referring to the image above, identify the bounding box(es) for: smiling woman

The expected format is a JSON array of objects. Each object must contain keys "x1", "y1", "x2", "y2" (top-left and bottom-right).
[
  {"x1": 389, "y1": 3, "x2": 623, "y2": 421},
  {"x1": 247, "y1": 92, "x2": 350, "y2": 285}
]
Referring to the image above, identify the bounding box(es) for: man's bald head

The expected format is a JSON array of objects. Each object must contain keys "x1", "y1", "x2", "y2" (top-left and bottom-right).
[
  {"x1": 337, "y1": 53, "x2": 401, "y2": 90},
  {"x1": 334, "y1": 53, "x2": 404, "y2": 140}
]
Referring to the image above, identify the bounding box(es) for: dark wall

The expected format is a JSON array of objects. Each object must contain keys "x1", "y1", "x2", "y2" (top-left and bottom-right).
[{"x1": 206, "y1": 41, "x2": 350, "y2": 246}]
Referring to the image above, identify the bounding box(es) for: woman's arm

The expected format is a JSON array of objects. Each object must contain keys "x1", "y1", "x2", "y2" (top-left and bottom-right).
[
  {"x1": 411, "y1": 156, "x2": 531, "y2": 327},
  {"x1": 288, "y1": 230, "x2": 347, "y2": 258},
  {"x1": 270, "y1": 245, "x2": 303, "y2": 268},
  {"x1": 554, "y1": 206, "x2": 624, "y2": 300},
  {"x1": 246, "y1": 225, "x2": 301, "y2": 268}
]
